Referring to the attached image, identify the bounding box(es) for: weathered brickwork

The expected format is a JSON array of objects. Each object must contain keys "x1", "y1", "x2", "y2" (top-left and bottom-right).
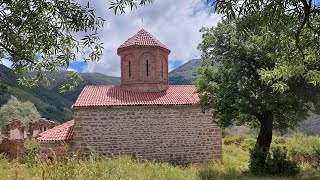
[
  {"x1": 6, "y1": 119, "x2": 25, "y2": 140},
  {"x1": 0, "y1": 138, "x2": 25, "y2": 159},
  {"x1": 40, "y1": 141, "x2": 76, "y2": 159},
  {"x1": 118, "y1": 46, "x2": 169, "y2": 92},
  {"x1": 28, "y1": 118, "x2": 59, "y2": 138},
  {"x1": 73, "y1": 105, "x2": 222, "y2": 163}
]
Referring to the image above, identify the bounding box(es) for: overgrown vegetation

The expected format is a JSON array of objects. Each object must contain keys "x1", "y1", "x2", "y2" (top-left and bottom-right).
[
  {"x1": 249, "y1": 147, "x2": 300, "y2": 176},
  {"x1": 0, "y1": 135, "x2": 319, "y2": 179}
]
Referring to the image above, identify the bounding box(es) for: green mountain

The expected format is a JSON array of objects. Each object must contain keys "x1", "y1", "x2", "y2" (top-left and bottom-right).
[
  {"x1": 0, "y1": 65, "x2": 120, "y2": 123},
  {"x1": 168, "y1": 59, "x2": 202, "y2": 85},
  {"x1": 0, "y1": 65, "x2": 73, "y2": 123},
  {"x1": 45, "y1": 72, "x2": 120, "y2": 102}
]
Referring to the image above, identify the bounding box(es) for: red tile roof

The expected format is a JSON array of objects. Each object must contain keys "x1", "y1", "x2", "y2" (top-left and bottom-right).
[
  {"x1": 73, "y1": 85, "x2": 199, "y2": 107},
  {"x1": 37, "y1": 120, "x2": 74, "y2": 141},
  {"x1": 118, "y1": 29, "x2": 170, "y2": 52}
]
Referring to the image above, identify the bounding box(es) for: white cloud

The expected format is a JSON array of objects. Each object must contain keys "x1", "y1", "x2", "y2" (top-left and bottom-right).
[
  {"x1": 67, "y1": 68, "x2": 77, "y2": 72},
  {"x1": 0, "y1": 59, "x2": 12, "y2": 68},
  {"x1": 83, "y1": 0, "x2": 221, "y2": 76}
]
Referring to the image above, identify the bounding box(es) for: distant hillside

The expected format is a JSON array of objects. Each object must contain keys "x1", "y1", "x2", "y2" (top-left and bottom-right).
[
  {"x1": 45, "y1": 72, "x2": 120, "y2": 102},
  {"x1": 299, "y1": 114, "x2": 320, "y2": 135},
  {"x1": 168, "y1": 59, "x2": 202, "y2": 85},
  {"x1": 1, "y1": 60, "x2": 319, "y2": 135},
  {"x1": 0, "y1": 65, "x2": 73, "y2": 123},
  {"x1": 0, "y1": 65, "x2": 120, "y2": 123}
]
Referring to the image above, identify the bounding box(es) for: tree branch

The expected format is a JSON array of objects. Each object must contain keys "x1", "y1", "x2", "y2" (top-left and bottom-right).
[
  {"x1": 252, "y1": 112, "x2": 263, "y2": 123},
  {"x1": 295, "y1": 0, "x2": 311, "y2": 58}
]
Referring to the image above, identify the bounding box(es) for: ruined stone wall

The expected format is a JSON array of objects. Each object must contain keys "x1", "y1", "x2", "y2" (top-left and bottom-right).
[
  {"x1": 0, "y1": 138, "x2": 25, "y2": 159},
  {"x1": 29, "y1": 119, "x2": 59, "y2": 138},
  {"x1": 73, "y1": 105, "x2": 222, "y2": 163},
  {"x1": 39, "y1": 141, "x2": 76, "y2": 159},
  {"x1": 6, "y1": 119, "x2": 24, "y2": 140}
]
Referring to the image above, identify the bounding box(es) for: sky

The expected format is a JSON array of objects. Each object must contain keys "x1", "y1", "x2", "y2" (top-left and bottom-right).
[
  {"x1": 2, "y1": 1, "x2": 320, "y2": 77},
  {"x1": 72, "y1": 0, "x2": 221, "y2": 76},
  {"x1": 1, "y1": 1, "x2": 221, "y2": 77}
]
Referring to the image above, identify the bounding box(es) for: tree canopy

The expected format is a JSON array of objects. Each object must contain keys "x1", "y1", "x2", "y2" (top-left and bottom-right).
[
  {"x1": 195, "y1": 19, "x2": 320, "y2": 152},
  {"x1": 208, "y1": 0, "x2": 320, "y2": 89},
  {"x1": 0, "y1": 0, "x2": 156, "y2": 92},
  {"x1": 0, "y1": 96, "x2": 41, "y2": 131},
  {"x1": 194, "y1": 0, "x2": 320, "y2": 152},
  {"x1": 0, "y1": 0, "x2": 104, "y2": 92}
]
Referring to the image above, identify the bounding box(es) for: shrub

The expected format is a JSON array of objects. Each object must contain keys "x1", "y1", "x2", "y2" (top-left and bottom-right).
[
  {"x1": 222, "y1": 128, "x2": 232, "y2": 137},
  {"x1": 249, "y1": 146, "x2": 266, "y2": 175},
  {"x1": 223, "y1": 134, "x2": 254, "y2": 146},
  {"x1": 0, "y1": 152, "x2": 6, "y2": 160},
  {"x1": 286, "y1": 134, "x2": 320, "y2": 165},
  {"x1": 197, "y1": 167, "x2": 217, "y2": 180},
  {"x1": 19, "y1": 140, "x2": 40, "y2": 165},
  {"x1": 249, "y1": 146, "x2": 300, "y2": 176},
  {"x1": 315, "y1": 147, "x2": 320, "y2": 167},
  {"x1": 265, "y1": 147, "x2": 300, "y2": 176},
  {"x1": 224, "y1": 134, "x2": 256, "y2": 151}
]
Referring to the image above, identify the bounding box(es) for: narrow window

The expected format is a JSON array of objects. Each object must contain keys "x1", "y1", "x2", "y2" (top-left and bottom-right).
[
  {"x1": 146, "y1": 60, "x2": 149, "y2": 76},
  {"x1": 161, "y1": 62, "x2": 163, "y2": 78},
  {"x1": 129, "y1": 61, "x2": 131, "y2": 78}
]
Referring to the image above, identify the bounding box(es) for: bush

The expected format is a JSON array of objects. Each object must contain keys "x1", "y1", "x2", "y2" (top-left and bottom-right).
[
  {"x1": 222, "y1": 128, "x2": 232, "y2": 137},
  {"x1": 223, "y1": 134, "x2": 254, "y2": 146},
  {"x1": 315, "y1": 147, "x2": 320, "y2": 167},
  {"x1": 249, "y1": 146, "x2": 266, "y2": 175},
  {"x1": 265, "y1": 147, "x2": 300, "y2": 176},
  {"x1": 19, "y1": 140, "x2": 40, "y2": 165},
  {"x1": 224, "y1": 134, "x2": 256, "y2": 151},
  {"x1": 197, "y1": 167, "x2": 217, "y2": 180},
  {"x1": 249, "y1": 146, "x2": 300, "y2": 176},
  {"x1": 286, "y1": 134, "x2": 320, "y2": 165},
  {"x1": 0, "y1": 152, "x2": 6, "y2": 160}
]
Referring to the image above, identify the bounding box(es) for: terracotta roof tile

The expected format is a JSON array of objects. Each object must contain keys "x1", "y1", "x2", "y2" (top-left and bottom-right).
[
  {"x1": 73, "y1": 85, "x2": 199, "y2": 107},
  {"x1": 37, "y1": 120, "x2": 74, "y2": 141},
  {"x1": 118, "y1": 29, "x2": 170, "y2": 52}
]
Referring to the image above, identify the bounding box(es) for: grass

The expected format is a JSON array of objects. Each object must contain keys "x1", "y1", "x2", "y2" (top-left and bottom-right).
[{"x1": 0, "y1": 134, "x2": 319, "y2": 180}]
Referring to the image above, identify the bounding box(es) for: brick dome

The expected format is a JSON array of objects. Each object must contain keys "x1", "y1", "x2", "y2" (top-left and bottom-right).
[{"x1": 117, "y1": 29, "x2": 170, "y2": 92}]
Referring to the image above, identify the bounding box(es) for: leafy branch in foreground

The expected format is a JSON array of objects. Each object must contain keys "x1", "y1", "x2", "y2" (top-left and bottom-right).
[
  {"x1": 109, "y1": 0, "x2": 153, "y2": 14},
  {"x1": 59, "y1": 71, "x2": 83, "y2": 93},
  {"x1": 206, "y1": 0, "x2": 320, "y2": 89},
  {"x1": 0, "y1": 1, "x2": 104, "y2": 91}
]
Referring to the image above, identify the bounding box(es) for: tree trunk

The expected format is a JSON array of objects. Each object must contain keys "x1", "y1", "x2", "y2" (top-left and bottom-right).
[{"x1": 253, "y1": 111, "x2": 273, "y2": 153}]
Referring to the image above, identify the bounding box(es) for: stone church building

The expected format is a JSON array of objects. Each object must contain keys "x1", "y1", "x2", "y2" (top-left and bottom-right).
[{"x1": 38, "y1": 29, "x2": 222, "y2": 163}]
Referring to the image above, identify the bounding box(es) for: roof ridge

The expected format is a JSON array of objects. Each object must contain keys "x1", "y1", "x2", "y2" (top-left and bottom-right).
[
  {"x1": 37, "y1": 120, "x2": 74, "y2": 138},
  {"x1": 118, "y1": 29, "x2": 170, "y2": 52},
  {"x1": 37, "y1": 120, "x2": 74, "y2": 141}
]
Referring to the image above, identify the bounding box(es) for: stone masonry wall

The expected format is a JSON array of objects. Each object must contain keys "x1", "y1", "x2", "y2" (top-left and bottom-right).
[
  {"x1": 0, "y1": 138, "x2": 25, "y2": 159},
  {"x1": 39, "y1": 141, "x2": 76, "y2": 159},
  {"x1": 73, "y1": 105, "x2": 222, "y2": 163}
]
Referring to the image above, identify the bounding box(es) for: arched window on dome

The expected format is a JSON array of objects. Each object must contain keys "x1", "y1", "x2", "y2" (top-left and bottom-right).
[
  {"x1": 146, "y1": 60, "x2": 149, "y2": 76},
  {"x1": 129, "y1": 61, "x2": 131, "y2": 78},
  {"x1": 161, "y1": 62, "x2": 163, "y2": 79}
]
